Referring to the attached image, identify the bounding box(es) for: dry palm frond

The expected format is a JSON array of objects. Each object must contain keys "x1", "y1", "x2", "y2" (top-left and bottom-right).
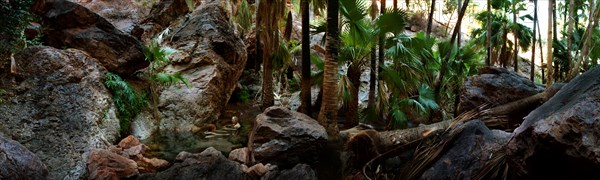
[{"x1": 472, "y1": 148, "x2": 510, "y2": 180}]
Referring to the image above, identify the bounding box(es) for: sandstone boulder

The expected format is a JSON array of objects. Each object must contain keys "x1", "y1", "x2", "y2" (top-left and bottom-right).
[
  {"x1": 131, "y1": 0, "x2": 247, "y2": 140},
  {"x1": 145, "y1": 147, "x2": 246, "y2": 180},
  {"x1": 507, "y1": 67, "x2": 600, "y2": 179},
  {"x1": 249, "y1": 107, "x2": 328, "y2": 167},
  {"x1": 0, "y1": 133, "x2": 48, "y2": 179},
  {"x1": 420, "y1": 120, "x2": 511, "y2": 179},
  {"x1": 87, "y1": 149, "x2": 139, "y2": 180},
  {"x1": 0, "y1": 46, "x2": 120, "y2": 179},
  {"x1": 229, "y1": 147, "x2": 251, "y2": 165},
  {"x1": 32, "y1": 0, "x2": 148, "y2": 75}
]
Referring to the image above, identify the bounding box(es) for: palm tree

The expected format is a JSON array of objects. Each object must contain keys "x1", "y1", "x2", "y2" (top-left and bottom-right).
[
  {"x1": 530, "y1": 0, "x2": 537, "y2": 82},
  {"x1": 547, "y1": 0, "x2": 554, "y2": 87},
  {"x1": 486, "y1": 0, "x2": 491, "y2": 66},
  {"x1": 570, "y1": 0, "x2": 599, "y2": 79},
  {"x1": 367, "y1": 0, "x2": 378, "y2": 111},
  {"x1": 426, "y1": 0, "x2": 436, "y2": 37},
  {"x1": 567, "y1": 0, "x2": 575, "y2": 76},
  {"x1": 300, "y1": 0, "x2": 312, "y2": 116},
  {"x1": 512, "y1": 0, "x2": 518, "y2": 72},
  {"x1": 318, "y1": 0, "x2": 341, "y2": 137},
  {"x1": 258, "y1": 0, "x2": 286, "y2": 110}
]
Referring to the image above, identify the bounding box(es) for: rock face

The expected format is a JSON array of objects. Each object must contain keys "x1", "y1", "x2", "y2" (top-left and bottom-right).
[
  {"x1": 87, "y1": 149, "x2": 139, "y2": 180},
  {"x1": 132, "y1": 0, "x2": 192, "y2": 42},
  {"x1": 145, "y1": 147, "x2": 246, "y2": 180},
  {"x1": 420, "y1": 120, "x2": 511, "y2": 179},
  {"x1": 70, "y1": 0, "x2": 150, "y2": 34},
  {"x1": 507, "y1": 67, "x2": 600, "y2": 179},
  {"x1": 0, "y1": 46, "x2": 120, "y2": 179},
  {"x1": 0, "y1": 133, "x2": 48, "y2": 179},
  {"x1": 457, "y1": 67, "x2": 543, "y2": 124},
  {"x1": 249, "y1": 107, "x2": 328, "y2": 167},
  {"x1": 131, "y1": 0, "x2": 247, "y2": 140},
  {"x1": 262, "y1": 164, "x2": 318, "y2": 180},
  {"x1": 32, "y1": 0, "x2": 148, "y2": 75}
]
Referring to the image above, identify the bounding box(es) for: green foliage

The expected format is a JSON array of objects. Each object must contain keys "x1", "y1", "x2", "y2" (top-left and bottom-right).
[
  {"x1": 235, "y1": 0, "x2": 253, "y2": 35},
  {"x1": 104, "y1": 72, "x2": 148, "y2": 136},
  {"x1": 0, "y1": 0, "x2": 35, "y2": 58},
  {"x1": 237, "y1": 86, "x2": 252, "y2": 103},
  {"x1": 185, "y1": 0, "x2": 194, "y2": 11}
]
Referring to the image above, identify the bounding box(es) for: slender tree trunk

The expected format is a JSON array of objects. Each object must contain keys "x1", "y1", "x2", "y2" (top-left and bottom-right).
[
  {"x1": 434, "y1": 0, "x2": 470, "y2": 103},
  {"x1": 300, "y1": 0, "x2": 312, "y2": 116},
  {"x1": 457, "y1": 0, "x2": 462, "y2": 47},
  {"x1": 538, "y1": 21, "x2": 545, "y2": 84},
  {"x1": 346, "y1": 63, "x2": 361, "y2": 128},
  {"x1": 530, "y1": 0, "x2": 538, "y2": 82},
  {"x1": 378, "y1": 0, "x2": 387, "y2": 122},
  {"x1": 567, "y1": 0, "x2": 575, "y2": 77},
  {"x1": 546, "y1": 0, "x2": 554, "y2": 88},
  {"x1": 571, "y1": 0, "x2": 598, "y2": 79},
  {"x1": 368, "y1": 0, "x2": 378, "y2": 109},
  {"x1": 318, "y1": 0, "x2": 340, "y2": 138},
  {"x1": 405, "y1": 0, "x2": 410, "y2": 11},
  {"x1": 453, "y1": 0, "x2": 463, "y2": 117},
  {"x1": 486, "y1": 0, "x2": 491, "y2": 66},
  {"x1": 284, "y1": 11, "x2": 293, "y2": 41},
  {"x1": 426, "y1": 0, "x2": 436, "y2": 37},
  {"x1": 513, "y1": 1, "x2": 519, "y2": 72}
]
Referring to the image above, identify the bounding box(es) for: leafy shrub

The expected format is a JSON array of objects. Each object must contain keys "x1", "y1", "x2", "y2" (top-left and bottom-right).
[{"x1": 104, "y1": 72, "x2": 148, "y2": 136}]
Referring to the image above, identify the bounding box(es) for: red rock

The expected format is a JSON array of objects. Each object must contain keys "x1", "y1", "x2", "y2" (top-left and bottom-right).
[
  {"x1": 118, "y1": 135, "x2": 142, "y2": 149},
  {"x1": 136, "y1": 157, "x2": 170, "y2": 173},
  {"x1": 87, "y1": 149, "x2": 139, "y2": 180},
  {"x1": 122, "y1": 144, "x2": 148, "y2": 157},
  {"x1": 228, "y1": 147, "x2": 250, "y2": 164}
]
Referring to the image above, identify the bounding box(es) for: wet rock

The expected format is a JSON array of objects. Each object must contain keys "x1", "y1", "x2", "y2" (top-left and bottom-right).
[
  {"x1": 249, "y1": 107, "x2": 327, "y2": 167},
  {"x1": 0, "y1": 46, "x2": 120, "y2": 179},
  {"x1": 32, "y1": 0, "x2": 148, "y2": 75},
  {"x1": 131, "y1": 0, "x2": 247, "y2": 140},
  {"x1": 0, "y1": 133, "x2": 48, "y2": 179},
  {"x1": 262, "y1": 164, "x2": 317, "y2": 180},
  {"x1": 229, "y1": 147, "x2": 250, "y2": 165},
  {"x1": 146, "y1": 147, "x2": 246, "y2": 180},
  {"x1": 507, "y1": 67, "x2": 600, "y2": 179},
  {"x1": 420, "y1": 120, "x2": 511, "y2": 179},
  {"x1": 70, "y1": 0, "x2": 150, "y2": 34},
  {"x1": 87, "y1": 149, "x2": 139, "y2": 180}
]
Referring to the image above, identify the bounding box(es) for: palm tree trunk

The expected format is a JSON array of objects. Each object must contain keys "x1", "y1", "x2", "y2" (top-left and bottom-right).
[
  {"x1": 486, "y1": 0, "x2": 491, "y2": 66},
  {"x1": 393, "y1": 0, "x2": 398, "y2": 10},
  {"x1": 318, "y1": 0, "x2": 340, "y2": 138},
  {"x1": 284, "y1": 11, "x2": 293, "y2": 41},
  {"x1": 457, "y1": 0, "x2": 462, "y2": 47},
  {"x1": 530, "y1": 0, "x2": 537, "y2": 82},
  {"x1": 567, "y1": 0, "x2": 575, "y2": 77},
  {"x1": 571, "y1": 0, "x2": 598, "y2": 79},
  {"x1": 513, "y1": 1, "x2": 518, "y2": 72},
  {"x1": 345, "y1": 63, "x2": 361, "y2": 128},
  {"x1": 368, "y1": 0, "x2": 378, "y2": 109},
  {"x1": 300, "y1": 0, "x2": 312, "y2": 116},
  {"x1": 546, "y1": 0, "x2": 554, "y2": 88},
  {"x1": 426, "y1": 0, "x2": 436, "y2": 37}
]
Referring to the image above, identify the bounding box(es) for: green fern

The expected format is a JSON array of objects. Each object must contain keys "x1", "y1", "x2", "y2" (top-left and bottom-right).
[{"x1": 104, "y1": 72, "x2": 148, "y2": 136}]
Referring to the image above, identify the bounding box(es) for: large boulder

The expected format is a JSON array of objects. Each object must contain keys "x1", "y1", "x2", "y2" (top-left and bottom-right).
[
  {"x1": 249, "y1": 107, "x2": 328, "y2": 167},
  {"x1": 32, "y1": 0, "x2": 148, "y2": 75},
  {"x1": 132, "y1": 0, "x2": 193, "y2": 42},
  {"x1": 507, "y1": 67, "x2": 600, "y2": 179},
  {"x1": 420, "y1": 120, "x2": 511, "y2": 179},
  {"x1": 458, "y1": 67, "x2": 543, "y2": 128},
  {"x1": 69, "y1": 0, "x2": 150, "y2": 34},
  {"x1": 143, "y1": 147, "x2": 246, "y2": 180},
  {"x1": 0, "y1": 46, "x2": 120, "y2": 179},
  {"x1": 0, "y1": 133, "x2": 48, "y2": 179},
  {"x1": 131, "y1": 0, "x2": 247, "y2": 140}
]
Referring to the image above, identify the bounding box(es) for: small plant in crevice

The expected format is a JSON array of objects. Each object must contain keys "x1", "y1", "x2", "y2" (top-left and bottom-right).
[
  {"x1": 142, "y1": 29, "x2": 190, "y2": 123},
  {"x1": 104, "y1": 72, "x2": 148, "y2": 136}
]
